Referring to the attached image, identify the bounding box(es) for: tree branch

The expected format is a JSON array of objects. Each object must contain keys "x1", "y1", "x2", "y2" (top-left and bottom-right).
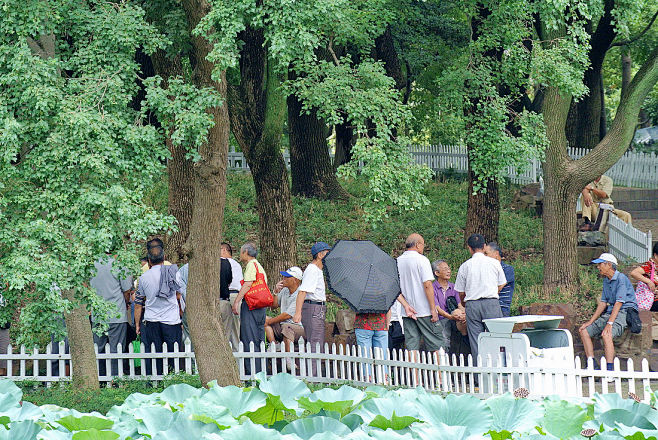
[{"x1": 611, "y1": 9, "x2": 658, "y2": 47}]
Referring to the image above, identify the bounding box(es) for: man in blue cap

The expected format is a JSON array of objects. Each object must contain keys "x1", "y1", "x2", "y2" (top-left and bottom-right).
[
  {"x1": 293, "y1": 241, "x2": 331, "y2": 375},
  {"x1": 579, "y1": 253, "x2": 638, "y2": 370}
]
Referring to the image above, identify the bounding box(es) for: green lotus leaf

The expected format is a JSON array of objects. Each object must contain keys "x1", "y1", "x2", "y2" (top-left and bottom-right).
[
  {"x1": 134, "y1": 406, "x2": 175, "y2": 435},
  {"x1": 182, "y1": 397, "x2": 235, "y2": 429},
  {"x1": 202, "y1": 385, "x2": 267, "y2": 418},
  {"x1": 361, "y1": 428, "x2": 414, "y2": 439},
  {"x1": 369, "y1": 412, "x2": 419, "y2": 431},
  {"x1": 210, "y1": 419, "x2": 287, "y2": 440},
  {"x1": 0, "y1": 379, "x2": 23, "y2": 404},
  {"x1": 594, "y1": 394, "x2": 658, "y2": 428},
  {"x1": 599, "y1": 409, "x2": 656, "y2": 431},
  {"x1": 408, "y1": 422, "x2": 469, "y2": 440},
  {"x1": 150, "y1": 414, "x2": 219, "y2": 440},
  {"x1": 341, "y1": 414, "x2": 365, "y2": 431},
  {"x1": 108, "y1": 419, "x2": 139, "y2": 440},
  {"x1": 298, "y1": 386, "x2": 366, "y2": 416},
  {"x1": 352, "y1": 397, "x2": 419, "y2": 424},
  {"x1": 157, "y1": 383, "x2": 203, "y2": 408},
  {"x1": 281, "y1": 416, "x2": 351, "y2": 440},
  {"x1": 416, "y1": 394, "x2": 492, "y2": 436},
  {"x1": 71, "y1": 429, "x2": 119, "y2": 440},
  {"x1": 36, "y1": 430, "x2": 73, "y2": 440},
  {"x1": 541, "y1": 399, "x2": 589, "y2": 439},
  {"x1": 486, "y1": 393, "x2": 544, "y2": 433},
  {"x1": 57, "y1": 416, "x2": 114, "y2": 432},
  {"x1": 243, "y1": 402, "x2": 284, "y2": 426},
  {"x1": 255, "y1": 372, "x2": 310, "y2": 414},
  {"x1": 0, "y1": 420, "x2": 42, "y2": 440}
]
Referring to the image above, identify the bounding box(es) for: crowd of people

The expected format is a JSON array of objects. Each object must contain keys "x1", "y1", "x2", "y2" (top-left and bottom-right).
[{"x1": 73, "y1": 232, "x2": 518, "y2": 377}]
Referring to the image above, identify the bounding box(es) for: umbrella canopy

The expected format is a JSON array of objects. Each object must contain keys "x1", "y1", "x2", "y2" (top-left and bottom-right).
[{"x1": 323, "y1": 240, "x2": 400, "y2": 313}]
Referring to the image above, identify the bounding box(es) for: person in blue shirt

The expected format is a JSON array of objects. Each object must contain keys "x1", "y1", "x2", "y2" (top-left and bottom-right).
[
  {"x1": 579, "y1": 253, "x2": 638, "y2": 370},
  {"x1": 485, "y1": 242, "x2": 515, "y2": 317}
]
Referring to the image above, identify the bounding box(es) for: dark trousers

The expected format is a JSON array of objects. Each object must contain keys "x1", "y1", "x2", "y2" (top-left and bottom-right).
[
  {"x1": 240, "y1": 301, "x2": 266, "y2": 375},
  {"x1": 465, "y1": 297, "x2": 502, "y2": 364},
  {"x1": 301, "y1": 302, "x2": 326, "y2": 376},
  {"x1": 388, "y1": 321, "x2": 405, "y2": 351},
  {"x1": 142, "y1": 321, "x2": 183, "y2": 375},
  {"x1": 93, "y1": 322, "x2": 127, "y2": 377}
]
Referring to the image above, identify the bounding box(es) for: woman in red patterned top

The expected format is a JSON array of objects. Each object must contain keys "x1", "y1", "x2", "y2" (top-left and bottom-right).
[
  {"x1": 354, "y1": 309, "x2": 391, "y2": 382},
  {"x1": 630, "y1": 242, "x2": 658, "y2": 310}
]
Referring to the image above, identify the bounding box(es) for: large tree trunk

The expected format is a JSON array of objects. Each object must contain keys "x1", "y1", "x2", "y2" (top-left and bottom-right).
[
  {"x1": 229, "y1": 27, "x2": 297, "y2": 279},
  {"x1": 288, "y1": 93, "x2": 348, "y2": 199},
  {"x1": 464, "y1": 165, "x2": 499, "y2": 243},
  {"x1": 181, "y1": 0, "x2": 240, "y2": 387},
  {"x1": 542, "y1": 41, "x2": 658, "y2": 294},
  {"x1": 63, "y1": 289, "x2": 98, "y2": 389},
  {"x1": 151, "y1": 53, "x2": 194, "y2": 264},
  {"x1": 334, "y1": 120, "x2": 355, "y2": 168}
]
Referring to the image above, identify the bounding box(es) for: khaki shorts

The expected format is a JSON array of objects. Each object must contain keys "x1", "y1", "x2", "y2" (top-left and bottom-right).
[
  {"x1": 403, "y1": 316, "x2": 446, "y2": 352},
  {"x1": 586, "y1": 310, "x2": 627, "y2": 339},
  {"x1": 272, "y1": 322, "x2": 305, "y2": 343}
]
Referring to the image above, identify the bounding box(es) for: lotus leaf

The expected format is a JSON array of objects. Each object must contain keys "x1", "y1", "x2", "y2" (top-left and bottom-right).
[
  {"x1": 134, "y1": 406, "x2": 175, "y2": 435},
  {"x1": 486, "y1": 393, "x2": 543, "y2": 433},
  {"x1": 0, "y1": 379, "x2": 23, "y2": 404},
  {"x1": 182, "y1": 397, "x2": 236, "y2": 429},
  {"x1": 352, "y1": 397, "x2": 419, "y2": 424},
  {"x1": 541, "y1": 399, "x2": 589, "y2": 439},
  {"x1": 149, "y1": 414, "x2": 220, "y2": 439},
  {"x1": 281, "y1": 416, "x2": 351, "y2": 439},
  {"x1": 416, "y1": 394, "x2": 492, "y2": 436},
  {"x1": 71, "y1": 428, "x2": 119, "y2": 440},
  {"x1": 157, "y1": 383, "x2": 204, "y2": 407},
  {"x1": 255, "y1": 372, "x2": 310, "y2": 414},
  {"x1": 0, "y1": 420, "x2": 42, "y2": 440},
  {"x1": 298, "y1": 386, "x2": 366, "y2": 416},
  {"x1": 408, "y1": 422, "x2": 469, "y2": 440},
  {"x1": 210, "y1": 419, "x2": 289, "y2": 440},
  {"x1": 369, "y1": 412, "x2": 419, "y2": 431},
  {"x1": 203, "y1": 385, "x2": 267, "y2": 417}
]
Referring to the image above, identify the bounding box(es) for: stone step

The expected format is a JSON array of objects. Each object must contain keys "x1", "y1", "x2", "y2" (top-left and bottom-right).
[
  {"x1": 614, "y1": 188, "x2": 658, "y2": 200},
  {"x1": 630, "y1": 209, "x2": 658, "y2": 220},
  {"x1": 615, "y1": 199, "x2": 658, "y2": 211}
]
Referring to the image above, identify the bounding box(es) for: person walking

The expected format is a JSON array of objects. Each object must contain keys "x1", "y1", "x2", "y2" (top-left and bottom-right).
[
  {"x1": 232, "y1": 242, "x2": 267, "y2": 375},
  {"x1": 293, "y1": 242, "x2": 331, "y2": 376},
  {"x1": 454, "y1": 233, "x2": 506, "y2": 363}
]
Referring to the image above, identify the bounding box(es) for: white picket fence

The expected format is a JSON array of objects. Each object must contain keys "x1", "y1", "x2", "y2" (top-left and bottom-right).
[
  {"x1": 608, "y1": 212, "x2": 654, "y2": 263},
  {"x1": 229, "y1": 144, "x2": 658, "y2": 187},
  {"x1": 2, "y1": 341, "x2": 658, "y2": 401}
]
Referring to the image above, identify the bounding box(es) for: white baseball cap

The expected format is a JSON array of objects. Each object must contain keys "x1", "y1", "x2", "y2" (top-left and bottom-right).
[
  {"x1": 591, "y1": 253, "x2": 618, "y2": 265},
  {"x1": 280, "y1": 266, "x2": 303, "y2": 280}
]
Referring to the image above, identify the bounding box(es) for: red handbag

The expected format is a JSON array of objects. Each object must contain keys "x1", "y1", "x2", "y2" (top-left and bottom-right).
[{"x1": 242, "y1": 262, "x2": 273, "y2": 310}]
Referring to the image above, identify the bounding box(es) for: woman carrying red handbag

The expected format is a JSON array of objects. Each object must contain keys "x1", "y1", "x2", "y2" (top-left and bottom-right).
[
  {"x1": 232, "y1": 242, "x2": 271, "y2": 375},
  {"x1": 631, "y1": 242, "x2": 658, "y2": 310}
]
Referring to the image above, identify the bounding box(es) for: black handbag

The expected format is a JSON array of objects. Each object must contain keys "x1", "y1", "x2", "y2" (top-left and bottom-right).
[{"x1": 626, "y1": 308, "x2": 642, "y2": 334}]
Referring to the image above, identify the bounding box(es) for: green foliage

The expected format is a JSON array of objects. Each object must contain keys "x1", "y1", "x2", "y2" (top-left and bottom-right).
[
  {"x1": 5, "y1": 375, "x2": 658, "y2": 438},
  {"x1": 0, "y1": 0, "x2": 175, "y2": 344}
]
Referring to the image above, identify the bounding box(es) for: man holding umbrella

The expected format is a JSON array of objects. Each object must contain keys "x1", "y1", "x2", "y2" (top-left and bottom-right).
[{"x1": 293, "y1": 242, "x2": 331, "y2": 375}]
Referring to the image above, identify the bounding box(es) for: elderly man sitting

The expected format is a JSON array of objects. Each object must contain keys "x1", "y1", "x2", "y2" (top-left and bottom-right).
[
  {"x1": 266, "y1": 266, "x2": 306, "y2": 371},
  {"x1": 579, "y1": 253, "x2": 638, "y2": 370}
]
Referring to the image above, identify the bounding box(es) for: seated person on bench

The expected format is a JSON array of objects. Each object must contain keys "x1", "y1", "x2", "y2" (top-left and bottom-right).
[
  {"x1": 579, "y1": 253, "x2": 638, "y2": 370},
  {"x1": 580, "y1": 175, "x2": 631, "y2": 231}
]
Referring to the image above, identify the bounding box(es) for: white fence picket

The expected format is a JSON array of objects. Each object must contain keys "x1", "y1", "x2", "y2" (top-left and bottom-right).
[{"x1": 608, "y1": 212, "x2": 653, "y2": 263}]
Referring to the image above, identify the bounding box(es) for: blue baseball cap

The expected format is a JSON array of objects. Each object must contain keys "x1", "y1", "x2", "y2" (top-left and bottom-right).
[{"x1": 311, "y1": 242, "x2": 331, "y2": 257}]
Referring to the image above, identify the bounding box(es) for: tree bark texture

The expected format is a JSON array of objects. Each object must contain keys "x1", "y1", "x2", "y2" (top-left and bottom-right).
[
  {"x1": 151, "y1": 53, "x2": 194, "y2": 264},
  {"x1": 464, "y1": 165, "x2": 499, "y2": 243},
  {"x1": 334, "y1": 119, "x2": 355, "y2": 169},
  {"x1": 288, "y1": 92, "x2": 348, "y2": 199},
  {"x1": 228, "y1": 26, "x2": 297, "y2": 281},
  {"x1": 181, "y1": 0, "x2": 240, "y2": 387},
  {"x1": 63, "y1": 289, "x2": 99, "y2": 389}
]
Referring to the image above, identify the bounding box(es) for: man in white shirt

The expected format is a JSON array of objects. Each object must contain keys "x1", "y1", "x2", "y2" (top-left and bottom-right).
[
  {"x1": 293, "y1": 242, "x2": 331, "y2": 375},
  {"x1": 397, "y1": 233, "x2": 446, "y2": 356},
  {"x1": 454, "y1": 233, "x2": 506, "y2": 362},
  {"x1": 221, "y1": 242, "x2": 243, "y2": 350},
  {"x1": 267, "y1": 266, "x2": 305, "y2": 371}
]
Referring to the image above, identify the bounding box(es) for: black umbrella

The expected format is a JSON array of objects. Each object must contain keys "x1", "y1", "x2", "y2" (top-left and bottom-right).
[{"x1": 323, "y1": 240, "x2": 400, "y2": 313}]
